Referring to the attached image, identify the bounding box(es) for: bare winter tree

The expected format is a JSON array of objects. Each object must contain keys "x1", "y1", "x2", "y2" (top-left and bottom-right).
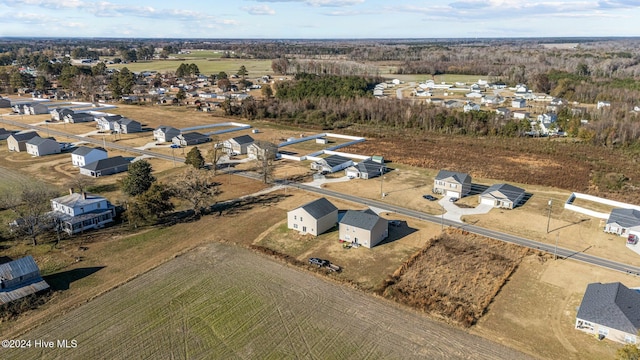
[
  {"x1": 65, "y1": 174, "x2": 95, "y2": 194},
  {"x1": 2, "y1": 185, "x2": 58, "y2": 245},
  {"x1": 252, "y1": 141, "x2": 278, "y2": 184},
  {"x1": 205, "y1": 137, "x2": 225, "y2": 175},
  {"x1": 171, "y1": 168, "x2": 219, "y2": 217}
]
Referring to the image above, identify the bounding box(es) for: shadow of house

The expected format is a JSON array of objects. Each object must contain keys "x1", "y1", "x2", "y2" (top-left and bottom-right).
[
  {"x1": 44, "y1": 266, "x2": 104, "y2": 291},
  {"x1": 376, "y1": 221, "x2": 418, "y2": 246}
]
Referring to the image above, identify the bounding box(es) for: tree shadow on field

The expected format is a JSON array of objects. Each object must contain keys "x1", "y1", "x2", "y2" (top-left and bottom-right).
[
  {"x1": 44, "y1": 266, "x2": 105, "y2": 291},
  {"x1": 210, "y1": 193, "x2": 291, "y2": 217}
]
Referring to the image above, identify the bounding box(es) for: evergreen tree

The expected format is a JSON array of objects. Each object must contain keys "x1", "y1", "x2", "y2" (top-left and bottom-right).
[
  {"x1": 185, "y1": 147, "x2": 205, "y2": 169},
  {"x1": 121, "y1": 160, "x2": 156, "y2": 196}
]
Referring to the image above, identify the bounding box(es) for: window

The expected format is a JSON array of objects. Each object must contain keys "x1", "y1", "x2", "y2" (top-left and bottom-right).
[
  {"x1": 293, "y1": 224, "x2": 298, "y2": 229},
  {"x1": 625, "y1": 334, "x2": 636, "y2": 344},
  {"x1": 451, "y1": 183, "x2": 458, "y2": 188},
  {"x1": 294, "y1": 215, "x2": 297, "y2": 220},
  {"x1": 598, "y1": 328, "x2": 609, "y2": 336}
]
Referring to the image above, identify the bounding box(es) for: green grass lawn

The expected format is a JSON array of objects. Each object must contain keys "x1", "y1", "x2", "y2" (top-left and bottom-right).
[{"x1": 109, "y1": 59, "x2": 274, "y2": 77}]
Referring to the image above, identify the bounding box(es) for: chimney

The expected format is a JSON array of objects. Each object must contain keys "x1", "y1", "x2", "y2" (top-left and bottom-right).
[
  {"x1": 82, "y1": 192, "x2": 86, "y2": 200},
  {"x1": 69, "y1": 188, "x2": 74, "y2": 195}
]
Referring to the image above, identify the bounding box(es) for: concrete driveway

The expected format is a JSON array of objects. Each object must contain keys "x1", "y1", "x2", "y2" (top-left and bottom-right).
[{"x1": 439, "y1": 196, "x2": 493, "y2": 222}]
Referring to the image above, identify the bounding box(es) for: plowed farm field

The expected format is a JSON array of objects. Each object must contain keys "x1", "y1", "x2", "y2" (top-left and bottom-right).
[{"x1": 3, "y1": 243, "x2": 532, "y2": 360}]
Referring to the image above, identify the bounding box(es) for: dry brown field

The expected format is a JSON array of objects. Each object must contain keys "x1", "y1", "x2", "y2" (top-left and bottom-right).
[{"x1": 2, "y1": 102, "x2": 640, "y2": 358}]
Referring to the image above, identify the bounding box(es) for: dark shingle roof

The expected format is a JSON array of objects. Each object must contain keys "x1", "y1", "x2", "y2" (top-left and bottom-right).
[
  {"x1": 26, "y1": 136, "x2": 56, "y2": 146},
  {"x1": 607, "y1": 209, "x2": 640, "y2": 228},
  {"x1": 480, "y1": 183, "x2": 525, "y2": 203},
  {"x1": 356, "y1": 159, "x2": 383, "y2": 178},
  {"x1": 435, "y1": 170, "x2": 471, "y2": 184},
  {"x1": 299, "y1": 198, "x2": 337, "y2": 220},
  {"x1": 339, "y1": 209, "x2": 385, "y2": 231},
  {"x1": 72, "y1": 146, "x2": 107, "y2": 156},
  {"x1": 322, "y1": 155, "x2": 352, "y2": 168},
  {"x1": 577, "y1": 282, "x2": 640, "y2": 334},
  {"x1": 81, "y1": 156, "x2": 130, "y2": 171},
  {"x1": 181, "y1": 132, "x2": 209, "y2": 141},
  {"x1": 9, "y1": 131, "x2": 39, "y2": 142},
  {"x1": 230, "y1": 135, "x2": 255, "y2": 145}
]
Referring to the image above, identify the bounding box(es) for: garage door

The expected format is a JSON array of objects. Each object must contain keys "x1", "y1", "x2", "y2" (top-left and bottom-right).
[
  {"x1": 481, "y1": 197, "x2": 495, "y2": 206},
  {"x1": 446, "y1": 191, "x2": 460, "y2": 198}
]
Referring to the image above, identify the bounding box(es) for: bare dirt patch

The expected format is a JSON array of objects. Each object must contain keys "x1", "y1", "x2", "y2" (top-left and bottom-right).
[{"x1": 381, "y1": 229, "x2": 530, "y2": 327}]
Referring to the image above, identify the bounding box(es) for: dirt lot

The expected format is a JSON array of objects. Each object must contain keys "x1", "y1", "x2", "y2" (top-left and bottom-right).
[
  {"x1": 381, "y1": 229, "x2": 530, "y2": 327},
  {"x1": 2, "y1": 242, "x2": 533, "y2": 360}
]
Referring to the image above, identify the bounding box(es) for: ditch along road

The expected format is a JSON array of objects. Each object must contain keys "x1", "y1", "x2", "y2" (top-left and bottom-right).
[{"x1": 3, "y1": 116, "x2": 640, "y2": 276}]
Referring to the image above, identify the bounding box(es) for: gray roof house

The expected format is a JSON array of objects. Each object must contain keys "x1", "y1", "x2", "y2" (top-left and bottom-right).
[
  {"x1": 0, "y1": 255, "x2": 50, "y2": 305},
  {"x1": 27, "y1": 103, "x2": 50, "y2": 115},
  {"x1": 575, "y1": 282, "x2": 640, "y2": 344},
  {"x1": 604, "y1": 208, "x2": 640, "y2": 237},
  {"x1": 50, "y1": 190, "x2": 116, "y2": 235},
  {"x1": 64, "y1": 112, "x2": 94, "y2": 123},
  {"x1": 311, "y1": 155, "x2": 354, "y2": 174},
  {"x1": 223, "y1": 135, "x2": 255, "y2": 155},
  {"x1": 153, "y1": 126, "x2": 181, "y2": 143},
  {"x1": 0, "y1": 97, "x2": 10, "y2": 108},
  {"x1": 433, "y1": 170, "x2": 472, "y2": 198},
  {"x1": 50, "y1": 107, "x2": 74, "y2": 121},
  {"x1": 173, "y1": 132, "x2": 211, "y2": 146},
  {"x1": 339, "y1": 209, "x2": 388, "y2": 248},
  {"x1": 0, "y1": 128, "x2": 13, "y2": 140},
  {"x1": 7, "y1": 131, "x2": 40, "y2": 152},
  {"x1": 114, "y1": 118, "x2": 142, "y2": 134},
  {"x1": 25, "y1": 136, "x2": 61, "y2": 157},
  {"x1": 345, "y1": 159, "x2": 384, "y2": 180},
  {"x1": 247, "y1": 141, "x2": 278, "y2": 160},
  {"x1": 71, "y1": 146, "x2": 108, "y2": 167},
  {"x1": 80, "y1": 156, "x2": 130, "y2": 177},
  {"x1": 287, "y1": 198, "x2": 338, "y2": 236},
  {"x1": 478, "y1": 183, "x2": 525, "y2": 209},
  {"x1": 95, "y1": 115, "x2": 123, "y2": 131}
]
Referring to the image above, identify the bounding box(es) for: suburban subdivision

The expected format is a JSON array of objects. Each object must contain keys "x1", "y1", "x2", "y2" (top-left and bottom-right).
[{"x1": 1, "y1": 36, "x2": 640, "y2": 360}]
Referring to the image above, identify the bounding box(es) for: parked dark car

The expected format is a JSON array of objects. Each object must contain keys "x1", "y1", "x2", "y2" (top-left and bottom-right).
[
  {"x1": 423, "y1": 195, "x2": 437, "y2": 201},
  {"x1": 449, "y1": 197, "x2": 459, "y2": 202},
  {"x1": 309, "y1": 257, "x2": 328, "y2": 267}
]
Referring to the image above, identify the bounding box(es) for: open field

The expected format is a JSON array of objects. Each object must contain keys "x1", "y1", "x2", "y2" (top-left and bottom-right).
[
  {"x1": 2, "y1": 242, "x2": 533, "y2": 360},
  {"x1": 108, "y1": 59, "x2": 274, "y2": 76}
]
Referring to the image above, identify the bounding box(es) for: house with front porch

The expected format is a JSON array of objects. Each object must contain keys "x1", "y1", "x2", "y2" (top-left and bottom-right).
[
  {"x1": 479, "y1": 183, "x2": 525, "y2": 209},
  {"x1": 433, "y1": 170, "x2": 472, "y2": 198},
  {"x1": 604, "y1": 208, "x2": 640, "y2": 238},
  {"x1": 49, "y1": 190, "x2": 116, "y2": 235}
]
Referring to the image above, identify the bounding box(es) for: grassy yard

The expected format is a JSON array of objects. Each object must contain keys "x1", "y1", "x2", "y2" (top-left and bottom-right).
[{"x1": 108, "y1": 59, "x2": 274, "y2": 77}]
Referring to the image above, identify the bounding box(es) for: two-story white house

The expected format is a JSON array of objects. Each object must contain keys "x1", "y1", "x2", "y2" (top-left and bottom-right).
[
  {"x1": 71, "y1": 146, "x2": 108, "y2": 167},
  {"x1": 50, "y1": 190, "x2": 116, "y2": 235}
]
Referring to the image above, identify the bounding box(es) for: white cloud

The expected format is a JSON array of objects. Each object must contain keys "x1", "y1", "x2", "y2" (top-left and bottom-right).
[
  {"x1": 254, "y1": 0, "x2": 364, "y2": 6},
  {"x1": 244, "y1": 4, "x2": 276, "y2": 15}
]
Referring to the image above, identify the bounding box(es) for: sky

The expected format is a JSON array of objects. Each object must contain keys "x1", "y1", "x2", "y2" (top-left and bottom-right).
[{"x1": 0, "y1": 0, "x2": 639, "y2": 39}]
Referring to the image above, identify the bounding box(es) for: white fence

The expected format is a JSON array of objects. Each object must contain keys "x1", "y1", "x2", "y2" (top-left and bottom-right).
[{"x1": 564, "y1": 192, "x2": 640, "y2": 219}]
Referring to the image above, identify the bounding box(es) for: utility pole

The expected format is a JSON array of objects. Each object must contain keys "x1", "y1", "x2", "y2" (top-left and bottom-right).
[
  {"x1": 546, "y1": 199, "x2": 553, "y2": 233},
  {"x1": 380, "y1": 166, "x2": 384, "y2": 199}
]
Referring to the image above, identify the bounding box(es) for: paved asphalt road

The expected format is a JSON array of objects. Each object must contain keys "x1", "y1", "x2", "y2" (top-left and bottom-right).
[
  {"x1": 3, "y1": 115, "x2": 640, "y2": 276},
  {"x1": 287, "y1": 182, "x2": 640, "y2": 276}
]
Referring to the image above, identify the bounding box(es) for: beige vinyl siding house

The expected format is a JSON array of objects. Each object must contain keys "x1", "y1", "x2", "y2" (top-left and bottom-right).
[
  {"x1": 478, "y1": 183, "x2": 525, "y2": 209},
  {"x1": 7, "y1": 131, "x2": 40, "y2": 152},
  {"x1": 339, "y1": 209, "x2": 388, "y2": 248},
  {"x1": 575, "y1": 282, "x2": 640, "y2": 345},
  {"x1": 433, "y1": 170, "x2": 472, "y2": 198},
  {"x1": 287, "y1": 198, "x2": 338, "y2": 236},
  {"x1": 25, "y1": 136, "x2": 61, "y2": 157}
]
